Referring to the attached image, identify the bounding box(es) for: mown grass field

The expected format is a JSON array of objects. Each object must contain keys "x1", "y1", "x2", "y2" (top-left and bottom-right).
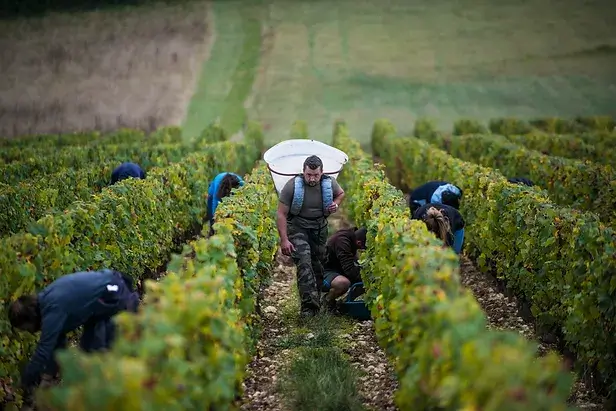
[{"x1": 241, "y1": 0, "x2": 616, "y2": 145}]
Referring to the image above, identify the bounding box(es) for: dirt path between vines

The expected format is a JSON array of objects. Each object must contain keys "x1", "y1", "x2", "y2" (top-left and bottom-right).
[
  {"x1": 240, "y1": 212, "x2": 398, "y2": 411},
  {"x1": 459, "y1": 256, "x2": 605, "y2": 410}
]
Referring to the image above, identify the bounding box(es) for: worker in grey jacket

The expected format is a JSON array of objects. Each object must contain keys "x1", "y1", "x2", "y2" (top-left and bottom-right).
[{"x1": 8, "y1": 269, "x2": 140, "y2": 400}]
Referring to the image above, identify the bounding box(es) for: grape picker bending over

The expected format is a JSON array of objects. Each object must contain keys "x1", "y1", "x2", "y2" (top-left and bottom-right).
[
  {"x1": 206, "y1": 172, "x2": 245, "y2": 236},
  {"x1": 408, "y1": 180, "x2": 462, "y2": 215},
  {"x1": 321, "y1": 226, "x2": 367, "y2": 313},
  {"x1": 277, "y1": 155, "x2": 345, "y2": 318},
  {"x1": 8, "y1": 269, "x2": 140, "y2": 405},
  {"x1": 110, "y1": 162, "x2": 146, "y2": 185},
  {"x1": 412, "y1": 202, "x2": 465, "y2": 255}
]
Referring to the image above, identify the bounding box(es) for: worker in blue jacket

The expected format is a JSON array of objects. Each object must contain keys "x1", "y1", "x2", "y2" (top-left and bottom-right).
[
  {"x1": 110, "y1": 162, "x2": 146, "y2": 185},
  {"x1": 206, "y1": 172, "x2": 245, "y2": 236},
  {"x1": 408, "y1": 180, "x2": 463, "y2": 214},
  {"x1": 411, "y1": 202, "x2": 465, "y2": 255},
  {"x1": 8, "y1": 269, "x2": 140, "y2": 401}
]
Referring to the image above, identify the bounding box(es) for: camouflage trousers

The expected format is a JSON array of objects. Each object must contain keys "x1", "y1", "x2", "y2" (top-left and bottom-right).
[{"x1": 288, "y1": 223, "x2": 328, "y2": 313}]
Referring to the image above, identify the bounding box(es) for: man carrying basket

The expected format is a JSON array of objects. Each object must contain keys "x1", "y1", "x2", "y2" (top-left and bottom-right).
[{"x1": 276, "y1": 155, "x2": 346, "y2": 319}]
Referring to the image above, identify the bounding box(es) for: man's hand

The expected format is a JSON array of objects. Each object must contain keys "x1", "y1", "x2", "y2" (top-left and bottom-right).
[
  {"x1": 280, "y1": 239, "x2": 295, "y2": 256},
  {"x1": 326, "y1": 203, "x2": 339, "y2": 214}
]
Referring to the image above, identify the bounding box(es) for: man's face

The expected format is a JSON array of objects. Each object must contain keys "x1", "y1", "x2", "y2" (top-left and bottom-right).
[{"x1": 303, "y1": 166, "x2": 323, "y2": 187}]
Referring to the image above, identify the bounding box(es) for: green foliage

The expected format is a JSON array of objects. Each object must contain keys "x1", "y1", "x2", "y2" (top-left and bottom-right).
[
  {"x1": 245, "y1": 121, "x2": 265, "y2": 155},
  {"x1": 412, "y1": 118, "x2": 438, "y2": 139},
  {"x1": 0, "y1": 130, "x2": 188, "y2": 185},
  {"x1": 0, "y1": 140, "x2": 260, "y2": 383},
  {"x1": 0, "y1": 127, "x2": 183, "y2": 165},
  {"x1": 505, "y1": 132, "x2": 616, "y2": 166},
  {"x1": 335, "y1": 120, "x2": 574, "y2": 410},
  {"x1": 489, "y1": 116, "x2": 616, "y2": 151},
  {"x1": 290, "y1": 120, "x2": 309, "y2": 139},
  {"x1": 373, "y1": 119, "x2": 616, "y2": 399},
  {"x1": 529, "y1": 116, "x2": 615, "y2": 134},
  {"x1": 452, "y1": 119, "x2": 488, "y2": 135},
  {"x1": 0, "y1": 126, "x2": 182, "y2": 151},
  {"x1": 370, "y1": 118, "x2": 396, "y2": 154},
  {"x1": 0, "y1": 143, "x2": 195, "y2": 237},
  {"x1": 573, "y1": 115, "x2": 616, "y2": 132},
  {"x1": 36, "y1": 163, "x2": 279, "y2": 411},
  {"x1": 199, "y1": 121, "x2": 229, "y2": 143},
  {"x1": 488, "y1": 118, "x2": 534, "y2": 135},
  {"x1": 487, "y1": 117, "x2": 616, "y2": 165},
  {"x1": 414, "y1": 126, "x2": 616, "y2": 226},
  {"x1": 212, "y1": 162, "x2": 279, "y2": 349},
  {"x1": 488, "y1": 115, "x2": 615, "y2": 135}
]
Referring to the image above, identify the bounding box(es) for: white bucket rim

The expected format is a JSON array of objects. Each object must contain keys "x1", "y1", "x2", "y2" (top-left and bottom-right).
[{"x1": 263, "y1": 139, "x2": 348, "y2": 177}]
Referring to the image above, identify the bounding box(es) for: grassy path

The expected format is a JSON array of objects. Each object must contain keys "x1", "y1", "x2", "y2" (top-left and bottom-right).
[
  {"x1": 240, "y1": 214, "x2": 397, "y2": 411},
  {"x1": 182, "y1": 2, "x2": 262, "y2": 139}
]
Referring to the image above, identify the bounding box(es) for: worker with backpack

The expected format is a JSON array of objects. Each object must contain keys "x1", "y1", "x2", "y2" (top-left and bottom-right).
[
  {"x1": 276, "y1": 155, "x2": 346, "y2": 318},
  {"x1": 408, "y1": 180, "x2": 463, "y2": 214}
]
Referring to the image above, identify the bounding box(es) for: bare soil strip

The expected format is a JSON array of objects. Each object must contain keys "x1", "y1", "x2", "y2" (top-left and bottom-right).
[
  {"x1": 240, "y1": 252, "x2": 294, "y2": 411},
  {"x1": 0, "y1": 1, "x2": 212, "y2": 138},
  {"x1": 459, "y1": 256, "x2": 606, "y2": 410}
]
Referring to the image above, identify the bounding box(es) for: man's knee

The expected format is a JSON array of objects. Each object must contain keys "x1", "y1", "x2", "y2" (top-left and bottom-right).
[{"x1": 331, "y1": 276, "x2": 351, "y2": 294}]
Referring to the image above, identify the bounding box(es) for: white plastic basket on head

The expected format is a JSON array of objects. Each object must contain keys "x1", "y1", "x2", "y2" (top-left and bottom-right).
[{"x1": 263, "y1": 139, "x2": 349, "y2": 195}]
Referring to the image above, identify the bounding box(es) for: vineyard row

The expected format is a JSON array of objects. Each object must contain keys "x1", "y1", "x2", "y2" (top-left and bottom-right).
[
  {"x1": 414, "y1": 120, "x2": 616, "y2": 226},
  {"x1": 373, "y1": 119, "x2": 616, "y2": 401},
  {"x1": 0, "y1": 124, "x2": 234, "y2": 237},
  {"x1": 0, "y1": 132, "x2": 263, "y2": 383}
]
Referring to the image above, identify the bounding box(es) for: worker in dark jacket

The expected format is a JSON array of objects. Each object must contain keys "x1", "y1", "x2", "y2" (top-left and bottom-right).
[
  {"x1": 409, "y1": 180, "x2": 462, "y2": 214},
  {"x1": 508, "y1": 177, "x2": 534, "y2": 187},
  {"x1": 320, "y1": 227, "x2": 367, "y2": 312},
  {"x1": 8, "y1": 269, "x2": 140, "y2": 399},
  {"x1": 411, "y1": 203, "x2": 465, "y2": 254},
  {"x1": 110, "y1": 162, "x2": 146, "y2": 185}
]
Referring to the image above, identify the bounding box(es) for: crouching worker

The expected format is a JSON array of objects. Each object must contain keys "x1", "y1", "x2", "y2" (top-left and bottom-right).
[
  {"x1": 110, "y1": 162, "x2": 146, "y2": 185},
  {"x1": 8, "y1": 269, "x2": 140, "y2": 401},
  {"x1": 409, "y1": 180, "x2": 462, "y2": 214},
  {"x1": 206, "y1": 172, "x2": 245, "y2": 236},
  {"x1": 412, "y1": 203, "x2": 465, "y2": 255},
  {"x1": 321, "y1": 227, "x2": 367, "y2": 313}
]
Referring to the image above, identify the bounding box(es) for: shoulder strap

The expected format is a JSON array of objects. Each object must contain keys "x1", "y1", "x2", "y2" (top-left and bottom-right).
[
  {"x1": 290, "y1": 175, "x2": 304, "y2": 215},
  {"x1": 431, "y1": 183, "x2": 461, "y2": 204},
  {"x1": 321, "y1": 175, "x2": 334, "y2": 212}
]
